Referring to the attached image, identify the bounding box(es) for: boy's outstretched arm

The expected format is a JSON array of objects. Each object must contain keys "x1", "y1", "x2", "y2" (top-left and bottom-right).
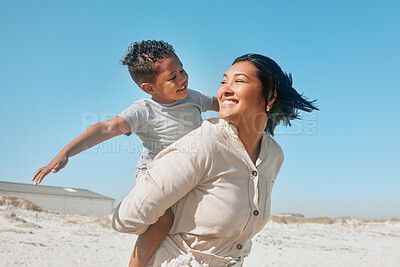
[
  {"x1": 32, "y1": 116, "x2": 130, "y2": 185},
  {"x1": 128, "y1": 208, "x2": 174, "y2": 267},
  {"x1": 209, "y1": 96, "x2": 220, "y2": 112}
]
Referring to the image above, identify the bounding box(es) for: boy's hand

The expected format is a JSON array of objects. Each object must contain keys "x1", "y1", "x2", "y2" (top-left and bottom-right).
[
  {"x1": 32, "y1": 154, "x2": 69, "y2": 185},
  {"x1": 209, "y1": 96, "x2": 220, "y2": 112}
]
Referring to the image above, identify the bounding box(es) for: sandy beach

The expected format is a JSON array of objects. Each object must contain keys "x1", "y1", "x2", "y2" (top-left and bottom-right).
[{"x1": 1, "y1": 196, "x2": 399, "y2": 267}]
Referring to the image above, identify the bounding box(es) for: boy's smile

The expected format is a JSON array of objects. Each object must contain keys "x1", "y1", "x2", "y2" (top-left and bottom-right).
[{"x1": 149, "y1": 54, "x2": 188, "y2": 104}]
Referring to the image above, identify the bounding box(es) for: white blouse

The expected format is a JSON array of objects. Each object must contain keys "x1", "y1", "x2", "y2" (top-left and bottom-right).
[{"x1": 112, "y1": 118, "x2": 284, "y2": 266}]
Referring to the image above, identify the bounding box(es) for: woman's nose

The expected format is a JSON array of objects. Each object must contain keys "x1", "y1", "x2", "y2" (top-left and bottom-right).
[
  {"x1": 221, "y1": 84, "x2": 234, "y2": 96},
  {"x1": 217, "y1": 83, "x2": 233, "y2": 101}
]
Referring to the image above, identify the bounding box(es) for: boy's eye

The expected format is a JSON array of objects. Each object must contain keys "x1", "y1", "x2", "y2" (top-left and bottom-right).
[
  {"x1": 180, "y1": 69, "x2": 185, "y2": 73},
  {"x1": 169, "y1": 75, "x2": 177, "y2": 81},
  {"x1": 221, "y1": 81, "x2": 227, "y2": 84},
  {"x1": 235, "y1": 80, "x2": 244, "y2": 83}
]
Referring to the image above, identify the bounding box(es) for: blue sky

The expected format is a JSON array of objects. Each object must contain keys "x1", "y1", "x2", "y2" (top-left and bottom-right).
[{"x1": 1, "y1": 0, "x2": 399, "y2": 219}]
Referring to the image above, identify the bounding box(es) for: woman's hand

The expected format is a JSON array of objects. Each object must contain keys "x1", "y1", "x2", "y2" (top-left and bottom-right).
[{"x1": 32, "y1": 153, "x2": 69, "y2": 185}]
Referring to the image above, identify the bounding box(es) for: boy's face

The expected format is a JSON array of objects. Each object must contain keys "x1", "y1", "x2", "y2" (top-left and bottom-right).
[{"x1": 149, "y1": 54, "x2": 188, "y2": 104}]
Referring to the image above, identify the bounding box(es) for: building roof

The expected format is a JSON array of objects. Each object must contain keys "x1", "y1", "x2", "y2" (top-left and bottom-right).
[{"x1": 0, "y1": 181, "x2": 114, "y2": 201}]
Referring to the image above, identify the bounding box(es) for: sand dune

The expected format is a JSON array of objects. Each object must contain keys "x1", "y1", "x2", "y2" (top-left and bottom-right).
[{"x1": 1, "y1": 196, "x2": 399, "y2": 267}]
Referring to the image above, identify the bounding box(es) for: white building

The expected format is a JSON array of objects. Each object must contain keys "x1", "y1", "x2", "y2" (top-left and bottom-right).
[{"x1": 0, "y1": 181, "x2": 114, "y2": 216}]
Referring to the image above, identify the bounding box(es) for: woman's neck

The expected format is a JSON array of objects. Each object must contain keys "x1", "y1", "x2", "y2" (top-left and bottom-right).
[{"x1": 237, "y1": 119, "x2": 267, "y2": 164}]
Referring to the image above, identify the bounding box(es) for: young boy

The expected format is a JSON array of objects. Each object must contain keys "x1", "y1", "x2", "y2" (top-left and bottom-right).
[{"x1": 31, "y1": 40, "x2": 219, "y2": 266}]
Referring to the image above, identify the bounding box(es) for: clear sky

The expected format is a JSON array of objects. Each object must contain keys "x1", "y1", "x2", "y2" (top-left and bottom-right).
[{"x1": 1, "y1": 0, "x2": 399, "y2": 219}]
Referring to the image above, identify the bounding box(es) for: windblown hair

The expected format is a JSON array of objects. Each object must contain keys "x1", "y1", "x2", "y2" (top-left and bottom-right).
[
  {"x1": 233, "y1": 54, "x2": 318, "y2": 136},
  {"x1": 121, "y1": 40, "x2": 175, "y2": 85}
]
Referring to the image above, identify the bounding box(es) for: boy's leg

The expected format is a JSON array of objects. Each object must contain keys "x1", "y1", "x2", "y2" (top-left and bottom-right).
[{"x1": 129, "y1": 208, "x2": 174, "y2": 267}]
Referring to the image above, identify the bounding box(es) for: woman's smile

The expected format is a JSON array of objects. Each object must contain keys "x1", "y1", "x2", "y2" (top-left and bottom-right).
[
  {"x1": 218, "y1": 61, "x2": 266, "y2": 129},
  {"x1": 221, "y1": 98, "x2": 238, "y2": 106}
]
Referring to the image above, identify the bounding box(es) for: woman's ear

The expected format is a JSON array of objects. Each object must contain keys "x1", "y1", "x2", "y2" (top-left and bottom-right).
[
  {"x1": 266, "y1": 92, "x2": 278, "y2": 112},
  {"x1": 141, "y1": 83, "x2": 156, "y2": 95}
]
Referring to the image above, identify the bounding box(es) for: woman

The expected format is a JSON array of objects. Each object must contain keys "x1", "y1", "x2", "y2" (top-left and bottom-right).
[{"x1": 113, "y1": 54, "x2": 317, "y2": 266}]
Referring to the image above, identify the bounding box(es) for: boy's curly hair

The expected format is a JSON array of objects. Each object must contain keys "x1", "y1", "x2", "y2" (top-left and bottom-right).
[{"x1": 122, "y1": 40, "x2": 175, "y2": 86}]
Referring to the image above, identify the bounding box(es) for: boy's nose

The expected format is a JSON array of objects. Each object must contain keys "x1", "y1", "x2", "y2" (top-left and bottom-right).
[{"x1": 179, "y1": 71, "x2": 187, "y2": 84}]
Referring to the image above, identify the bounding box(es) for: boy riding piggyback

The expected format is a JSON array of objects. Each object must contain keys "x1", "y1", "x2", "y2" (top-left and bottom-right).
[{"x1": 32, "y1": 40, "x2": 219, "y2": 266}]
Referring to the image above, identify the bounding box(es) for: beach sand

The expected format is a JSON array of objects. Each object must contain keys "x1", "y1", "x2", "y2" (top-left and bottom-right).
[{"x1": 1, "y1": 196, "x2": 399, "y2": 267}]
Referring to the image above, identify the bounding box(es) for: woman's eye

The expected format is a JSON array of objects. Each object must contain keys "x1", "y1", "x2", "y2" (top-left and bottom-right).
[
  {"x1": 221, "y1": 81, "x2": 227, "y2": 84},
  {"x1": 235, "y1": 80, "x2": 244, "y2": 83},
  {"x1": 169, "y1": 75, "x2": 177, "y2": 80},
  {"x1": 180, "y1": 69, "x2": 185, "y2": 73}
]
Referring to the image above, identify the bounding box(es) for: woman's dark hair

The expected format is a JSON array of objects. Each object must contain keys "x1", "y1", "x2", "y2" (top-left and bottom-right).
[
  {"x1": 122, "y1": 40, "x2": 175, "y2": 85},
  {"x1": 233, "y1": 54, "x2": 318, "y2": 136}
]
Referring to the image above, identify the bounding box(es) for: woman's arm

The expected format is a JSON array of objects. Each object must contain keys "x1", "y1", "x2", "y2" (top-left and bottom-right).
[{"x1": 112, "y1": 149, "x2": 205, "y2": 234}]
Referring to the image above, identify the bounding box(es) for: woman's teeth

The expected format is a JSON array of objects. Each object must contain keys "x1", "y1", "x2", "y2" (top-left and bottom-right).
[{"x1": 222, "y1": 100, "x2": 237, "y2": 105}]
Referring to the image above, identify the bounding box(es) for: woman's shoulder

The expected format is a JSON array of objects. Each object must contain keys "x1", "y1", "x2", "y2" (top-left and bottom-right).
[
  {"x1": 263, "y1": 134, "x2": 284, "y2": 162},
  {"x1": 181, "y1": 118, "x2": 222, "y2": 141},
  {"x1": 153, "y1": 119, "x2": 222, "y2": 162}
]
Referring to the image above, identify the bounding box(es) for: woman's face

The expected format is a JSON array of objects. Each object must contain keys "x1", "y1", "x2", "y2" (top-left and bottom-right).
[{"x1": 218, "y1": 61, "x2": 267, "y2": 129}]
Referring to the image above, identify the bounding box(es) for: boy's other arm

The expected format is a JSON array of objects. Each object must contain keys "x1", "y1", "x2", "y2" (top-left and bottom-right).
[
  {"x1": 208, "y1": 96, "x2": 220, "y2": 112},
  {"x1": 129, "y1": 208, "x2": 174, "y2": 267},
  {"x1": 32, "y1": 116, "x2": 130, "y2": 185}
]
